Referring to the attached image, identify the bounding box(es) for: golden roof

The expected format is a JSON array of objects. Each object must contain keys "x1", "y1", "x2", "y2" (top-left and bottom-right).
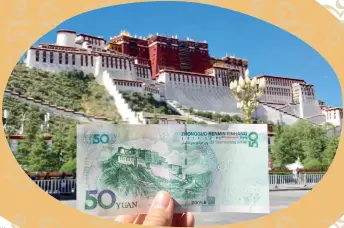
[{"x1": 119, "y1": 30, "x2": 131, "y2": 37}]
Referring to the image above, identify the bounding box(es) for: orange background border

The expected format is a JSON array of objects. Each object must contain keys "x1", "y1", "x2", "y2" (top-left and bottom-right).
[{"x1": 0, "y1": 0, "x2": 343, "y2": 227}]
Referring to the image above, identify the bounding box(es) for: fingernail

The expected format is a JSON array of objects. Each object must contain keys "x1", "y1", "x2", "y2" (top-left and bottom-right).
[{"x1": 152, "y1": 191, "x2": 171, "y2": 209}]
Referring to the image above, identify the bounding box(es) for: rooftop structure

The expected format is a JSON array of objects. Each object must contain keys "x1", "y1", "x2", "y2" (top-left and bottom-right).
[{"x1": 24, "y1": 29, "x2": 342, "y2": 127}]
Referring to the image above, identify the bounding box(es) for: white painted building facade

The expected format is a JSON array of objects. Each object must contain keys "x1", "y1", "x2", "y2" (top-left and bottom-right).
[
  {"x1": 24, "y1": 29, "x2": 342, "y2": 127},
  {"x1": 322, "y1": 107, "x2": 343, "y2": 127}
]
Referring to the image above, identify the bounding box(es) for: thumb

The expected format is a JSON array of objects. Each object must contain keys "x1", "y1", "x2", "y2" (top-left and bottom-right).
[{"x1": 143, "y1": 191, "x2": 174, "y2": 226}]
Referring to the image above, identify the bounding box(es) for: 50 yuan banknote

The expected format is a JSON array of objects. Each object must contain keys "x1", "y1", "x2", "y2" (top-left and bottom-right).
[{"x1": 77, "y1": 124, "x2": 270, "y2": 216}]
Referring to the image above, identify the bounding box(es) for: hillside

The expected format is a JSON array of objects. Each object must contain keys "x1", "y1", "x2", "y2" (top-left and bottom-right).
[
  {"x1": 3, "y1": 97, "x2": 77, "y2": 135},
  {"x1": 3, "y1": 97, "x2": 78, "y2": 172},
  {"x1": 121, "y1": 91, "x2": 179, "y2": 115},
  {"x1": 6, "y1": 63, "x2": 121, "y2": 121},
  {"x1": 101, "y1": 155, "x2": 208, "y2": 200}
]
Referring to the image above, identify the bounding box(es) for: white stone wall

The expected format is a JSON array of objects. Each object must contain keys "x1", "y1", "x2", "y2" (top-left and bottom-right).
[
  {"x1": 323, "y1": 109, "x2": 342, "y2": 126},
  {"x1": 75, "y1": 35, "x2": 106, "y2": 49},
  {"x1": 26, "y1": 49, "x2": 96, "y2": 75},
  {"x1": 254, "y1": 104, "x2": 298, "y2": 125},
  {"x1": 56, "y1": 32, "x2": 76, "y2": 47},
  {"x1": 159, "y1": 71, "x2": 223, "y2": 89},
  {"x1": 100, "y1": 57, "x2": 135, "y2": 80},
  {"x1": 26, "y1": 49, "x2": 139, "y2": 82},
  {"x1": 258, "y1": 78, "x2": 309, "y2": 104},
  {"x1": 102, "y1": 73, "x2": 140, "y2": 124},
  {"x1": 306, "y1": 114, "x2": 327, "y2": 125}
]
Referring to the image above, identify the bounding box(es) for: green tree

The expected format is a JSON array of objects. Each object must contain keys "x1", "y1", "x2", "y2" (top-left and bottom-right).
[
  {"x1": 232, "y1": 115, "x2": 243, "y2": 123},
  {"x1": 60, "y1": 158, "x2": 76, "y2": 172},
  {"x1": 151, "y1": 115, "x2": 159, "y2": 124},
  {"x1": 212, "y1": 113, "x2": 222, "y2": 123},
  {"x1": 65, "y1": 125, "x2": 77, "y2": 161},
  {"x1": 303, "y1": 159, "x2": 323, "y2": 169},
  {"x1": 185, "y1": 118, "x2": 194, "y2": 124},
  {"x1": 322, "y1": 137, "x2": 339, "y2": 167},
  {"x1": 28, "y1": 134, "x2": 59, "y2": 172},
  {"x1": 273, "y1": 121, "x2": 283, "y2": 136},
  {"x1": 14, "y1": 107, "x2": 42, "y2": 167},
  {"x1": 15, "y1": 141, "x2": 31, "y2": 168},
  {"x1": 271, "y1": 125, "x2": 303, "y2": 168},
  {"x1": 23, "y1": 107, "x2": 42, "y2": 142},
  {"x1": 51, "y1": 126, "x2": 66, "y2": 168},
  {"x1": 302, "y1": 125, "x2": 328, "y2": 164}
]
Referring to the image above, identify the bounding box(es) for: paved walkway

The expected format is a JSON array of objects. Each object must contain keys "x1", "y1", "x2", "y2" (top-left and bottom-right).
[{"x1": 269, "y1": 184, "x2": 315, "y2": 191}]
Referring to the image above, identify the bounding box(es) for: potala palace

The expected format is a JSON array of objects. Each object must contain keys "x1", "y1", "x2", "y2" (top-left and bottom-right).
[{"x1": 24, "y1": 29, "x2": 343, "y2": 128}]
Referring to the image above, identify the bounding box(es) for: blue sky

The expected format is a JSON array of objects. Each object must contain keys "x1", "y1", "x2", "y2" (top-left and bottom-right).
[{"x1": 32, "y1": 2, "x2": 341, "y2": 107}]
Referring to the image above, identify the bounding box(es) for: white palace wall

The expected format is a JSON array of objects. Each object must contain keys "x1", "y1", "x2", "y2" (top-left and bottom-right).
[{"x1": 254, "y1": 104, "x2": 299, "y2": 125}]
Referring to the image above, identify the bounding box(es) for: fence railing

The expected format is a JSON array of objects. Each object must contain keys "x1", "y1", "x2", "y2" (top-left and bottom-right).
[
  {"x1": 33, "y1": 174, "x2": 324, "y2": 198},
  {"x1": 269, "y1": 174, "x2": 324, "y2": 188},
  {"x1": 35, "y1": 179, "x2": 76, "y2": 195}
]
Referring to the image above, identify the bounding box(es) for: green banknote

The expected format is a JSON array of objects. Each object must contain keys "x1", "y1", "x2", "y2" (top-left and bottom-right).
[{"x1": 77, "y1": 124, "x2": 270, "y2": 216}]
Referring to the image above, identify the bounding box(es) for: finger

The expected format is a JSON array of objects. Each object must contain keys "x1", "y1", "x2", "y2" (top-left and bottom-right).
[
  {"x1": 142, "y1": 191, "x2": 174, "y2": 226},
  {"x1": 134, "y1": 214, "x2": 147, "y2": 224},
  {"x1": 114, "y1": 215, "x2": 138, "y2": 224},
  {"x1": 178, "y1": 212, "x2": 195, "y2": 227},
  {"x1": 171, "y1": 214, "x2": 184, "y2": 227}
]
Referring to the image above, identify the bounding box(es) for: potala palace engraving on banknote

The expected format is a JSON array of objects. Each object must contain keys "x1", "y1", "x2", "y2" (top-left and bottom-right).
[{"x1": 76, "y1": 124, "x2": 270, "y2": 216}]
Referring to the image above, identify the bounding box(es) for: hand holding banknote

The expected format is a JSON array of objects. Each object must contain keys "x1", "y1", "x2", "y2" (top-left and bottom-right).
[
  {"x1": 77, "y1": 124, "x2": 269, "y2": 217},
  {"x1": 115, "y1": 191, "x2": 195, "y2": 227}
]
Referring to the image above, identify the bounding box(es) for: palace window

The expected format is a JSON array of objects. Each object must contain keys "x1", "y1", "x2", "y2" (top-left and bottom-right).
[
  {"x1": 43, "y1": 51, "x2": 46, "y2": 62},
  {"x1": 50, "y1": 52, "x2": 54, "y2": 63},
  {"x1": 124, "y1": 59, "x2": 127, "y2": 69},
  {"x1": 85, "y1": 55, "x2": 88, "y2": 66},
  {"x1": 119, "y1": 59, "x2": 122, "y2": 69},
  {"x1": 110, "y1": 58, "x2": 113, "y2": 68},
  {"x1": 59, "y1": 53, "x2": 62, "y2": 64},
  {"x1": 35, "y1": 50, "x2": 39, "y2": 61},
  {"x1": 65, "y1": 53, "x2": 68, "y2": 64},
  {"x1": 106, "y1": 57, "x2": 109, "y2": 68},
  {"x1": 72, "y1": 54, "x2": 75, "y2": 65},
  {"x1": 334, "y1": 112, "x2": 337, "y2": 119},
  {"x1": 81, "y1": 55, "x2": 83, "y2": 66},
  {"x1": 91, "y1": 56, "x2": 93, "y2": 66},
  {"x1": 102, "y1": 56, "x2": 104, "y2": 67}
]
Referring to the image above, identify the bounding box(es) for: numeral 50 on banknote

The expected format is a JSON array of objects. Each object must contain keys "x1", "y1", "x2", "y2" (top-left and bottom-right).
[
  {"x1": 85, "y1": 190, "x2": 116, "y2": 210},
  {"x1": 83, "y1": 133, "x2": 117, "y2": 144}
]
